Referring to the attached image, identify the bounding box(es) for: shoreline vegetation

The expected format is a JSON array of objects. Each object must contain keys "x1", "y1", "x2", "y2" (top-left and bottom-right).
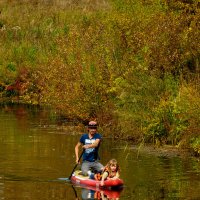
[{"x1": 0, "y1": 0, "x2": 200, "y2": 155}]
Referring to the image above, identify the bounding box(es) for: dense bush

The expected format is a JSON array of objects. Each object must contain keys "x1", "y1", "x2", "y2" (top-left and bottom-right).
[{"x1": 0, "y1": 0, "x2": 200, "y2": 153}]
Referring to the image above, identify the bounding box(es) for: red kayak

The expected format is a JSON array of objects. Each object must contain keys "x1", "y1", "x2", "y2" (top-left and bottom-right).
[{"x1": 71, "y1": 170, "x2": 124, "y2": 190}]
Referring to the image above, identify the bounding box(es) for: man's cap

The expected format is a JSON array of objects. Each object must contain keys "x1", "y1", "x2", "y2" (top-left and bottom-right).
[{"x1": 88, "y1": 121, "x2": 98, "y2": 128}]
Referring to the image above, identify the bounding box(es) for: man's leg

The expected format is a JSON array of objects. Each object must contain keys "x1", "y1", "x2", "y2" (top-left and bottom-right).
[
  {"x1": 81, "y1": 161, "x2": 91, "y2": 176},
  {"x1": 92, "y1": 161, "x2": 104, "y2": 173}
]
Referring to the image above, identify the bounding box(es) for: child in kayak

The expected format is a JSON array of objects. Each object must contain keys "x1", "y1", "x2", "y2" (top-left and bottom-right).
[{"x1": 94, "y1": 158, "x2": 120, "y2": 186}]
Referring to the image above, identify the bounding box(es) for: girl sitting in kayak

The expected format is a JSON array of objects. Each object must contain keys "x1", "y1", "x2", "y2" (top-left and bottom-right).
[{"x1": 94, "y1": 158, "x2": 120, "y2": 186}]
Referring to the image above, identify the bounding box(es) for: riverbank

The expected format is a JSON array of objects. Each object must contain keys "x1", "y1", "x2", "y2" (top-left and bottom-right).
[{"x1": 132, "y1": 144, "x2": 195, "y2": 159}]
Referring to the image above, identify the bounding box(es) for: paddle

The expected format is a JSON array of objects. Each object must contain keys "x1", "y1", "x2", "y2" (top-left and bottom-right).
[
  {"x1": 58, "y1": 149, "x2": 84, "y2": 182},
  {"x1": 68, "y1": 150, "x2": 84, "y2": 180},
  {"x1": 71, "y1": 185, "x2": 79, "y2": 199}
]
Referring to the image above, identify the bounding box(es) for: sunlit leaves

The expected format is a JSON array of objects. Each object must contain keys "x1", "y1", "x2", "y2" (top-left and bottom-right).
[{"x1": 0, "y1": 0, "x2": 200, "y2": 149}]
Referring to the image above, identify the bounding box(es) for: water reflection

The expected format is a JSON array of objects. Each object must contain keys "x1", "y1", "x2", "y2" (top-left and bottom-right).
[
  {"x1": 0, "y1": 176, "x2": 4, "y2": 200},
  {"x1": 72, "y1": 185, "x2": 122, "y2": 200}
]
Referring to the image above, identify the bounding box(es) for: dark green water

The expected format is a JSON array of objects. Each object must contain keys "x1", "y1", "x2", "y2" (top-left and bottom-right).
[{"x1": 0, "y1": 105, "x2": 200, "y2": 200}]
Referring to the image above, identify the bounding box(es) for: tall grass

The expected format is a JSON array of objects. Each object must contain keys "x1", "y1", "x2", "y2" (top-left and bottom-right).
[{"x1": 0, "y1": 0, "x2": 200, "y2": 154}]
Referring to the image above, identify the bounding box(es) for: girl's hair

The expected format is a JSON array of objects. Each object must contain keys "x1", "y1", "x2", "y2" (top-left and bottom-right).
[{"x1": 105, "y1": 159, "x2": 120, "y2": 174}]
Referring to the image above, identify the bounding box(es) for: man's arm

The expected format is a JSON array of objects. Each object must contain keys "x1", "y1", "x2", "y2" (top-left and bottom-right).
[
  {"x1": 75, "y1": 142, "x2": 82, "y2": 163},
  {"x1": 83, "y1": 138, "x2": 101, "y2": 149}
]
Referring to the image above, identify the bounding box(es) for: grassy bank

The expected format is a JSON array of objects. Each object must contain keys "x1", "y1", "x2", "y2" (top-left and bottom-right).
[{"x1": 0, "y1": 0, "x2": 200, "y2": 154}]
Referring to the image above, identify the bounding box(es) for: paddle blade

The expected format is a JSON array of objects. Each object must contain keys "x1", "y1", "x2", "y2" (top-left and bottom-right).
[{"x1": 57, "y1": 177, "x2": 70, "y2": 182}]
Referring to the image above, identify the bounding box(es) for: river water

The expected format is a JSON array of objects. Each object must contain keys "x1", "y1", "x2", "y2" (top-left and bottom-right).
[{"x1": 0, "y1": 104, "x2": 200, "y2": 200}]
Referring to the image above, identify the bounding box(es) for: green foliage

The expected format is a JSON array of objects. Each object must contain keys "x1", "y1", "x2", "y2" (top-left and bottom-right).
[
  {"x1": 190, "y1": 137, "x2": 200, "y2": 155},
  {"x1": 143, "y1": 96, "x2": 189, "y2": 145},
  {"x1": 7, "y1": 63, "x2": 16, "y2": 72},
  {"x1": 143, "y1": 79, "x2": 200, "y2": 147},
  {"x1": 0, "y1": 0, "x2": 200, "y2": 150},
  {"x1": 0, "y1": 20, "x2": 4, "y2": 28}
]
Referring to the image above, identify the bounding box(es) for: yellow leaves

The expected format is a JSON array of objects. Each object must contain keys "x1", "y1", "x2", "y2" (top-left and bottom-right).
[
  {"x1": 0, "y1": 0, "x2": 199, "y2": 143},
  {"x1": 190, "y1": 137, "x2": 200, "y2": 155}
]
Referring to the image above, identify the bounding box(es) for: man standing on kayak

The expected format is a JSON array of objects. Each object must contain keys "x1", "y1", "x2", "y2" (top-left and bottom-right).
[{"x1": 75, "y1": 121, "x2": 104, "y2": 176}]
